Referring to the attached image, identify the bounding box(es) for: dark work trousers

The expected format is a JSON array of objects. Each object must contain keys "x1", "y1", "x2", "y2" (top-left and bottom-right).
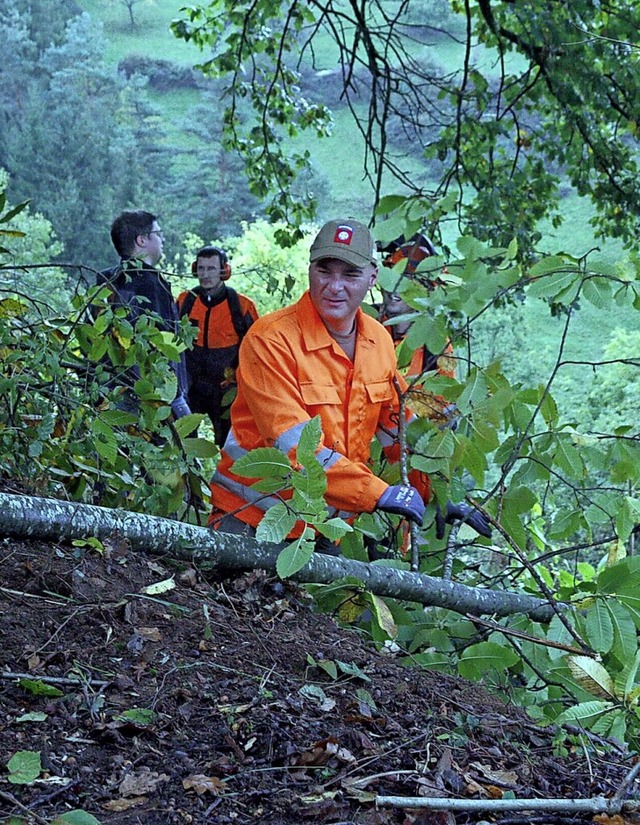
[{"x1": 187, "y1": 386, "x2": 231, "y2": 447}]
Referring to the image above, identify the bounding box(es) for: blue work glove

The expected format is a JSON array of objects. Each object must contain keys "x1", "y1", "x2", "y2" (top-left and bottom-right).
[
  {"x1": 440, "y1": 403, "x2": 460, "y2": 431},
  {"x1": 435, "y1": 501, "x2": 492, "y2": 539},
  {"x1": 170, "y1": 395, "x2": 192, "y2": 420},
  {"x1": 376, "y1": 485, "x2": 425, "y2": 526}
]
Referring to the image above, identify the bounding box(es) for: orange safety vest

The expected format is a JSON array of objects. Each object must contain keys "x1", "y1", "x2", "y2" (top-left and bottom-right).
[
  {"x1": 209, "y1": 291, "x2": 429, "y2": 535},
  {"x1": 176, "y1": 287, "x2": 258, "y2": 391}
]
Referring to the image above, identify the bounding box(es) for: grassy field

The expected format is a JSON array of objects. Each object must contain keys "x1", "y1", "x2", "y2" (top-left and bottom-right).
[{"x1": 77, "y1": 0, "x2": 200, "y2": 65}]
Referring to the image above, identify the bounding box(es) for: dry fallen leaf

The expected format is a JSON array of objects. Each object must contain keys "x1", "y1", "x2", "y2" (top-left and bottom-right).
[
  {"x1": 182, "y1": 774, "x2": 226, "y2": 795},
  {"x1": 119, "y1": 768, "x2": 169, "y2": 797},
  {"x1": 470, "y1": 762, "x2": 518, "y2": 788},
  {"x1": 135, "y1": 626, "x2": 162, "y2": 642},
  {"x1": 103, "y1": 796, "x2": 148, "y2": 812}
]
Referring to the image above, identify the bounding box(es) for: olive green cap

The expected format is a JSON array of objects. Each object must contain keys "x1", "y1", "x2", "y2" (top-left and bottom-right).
[{"x1": 309, "y1": 219, "x2": 378, "y2": 267}]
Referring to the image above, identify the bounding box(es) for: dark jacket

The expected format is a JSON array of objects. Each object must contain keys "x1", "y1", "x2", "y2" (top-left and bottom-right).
[{"x1": 97, "y1": 259, "x2": 190, "y2": 407}]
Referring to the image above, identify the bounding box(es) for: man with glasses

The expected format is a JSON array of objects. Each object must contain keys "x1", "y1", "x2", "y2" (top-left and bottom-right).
[{"x1": 97, "y1": 210, "x2": 190, "y2": 419}]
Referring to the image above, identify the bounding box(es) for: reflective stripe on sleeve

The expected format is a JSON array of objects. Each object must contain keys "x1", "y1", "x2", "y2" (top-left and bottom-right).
[{"x1": 275, "y1": 421, "x2": 343, "y2": 470}]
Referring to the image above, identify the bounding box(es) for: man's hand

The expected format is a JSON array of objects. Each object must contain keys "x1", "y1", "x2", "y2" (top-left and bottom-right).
[
  {"x1": 171, "y1": 395, "x2": 192, "y2": 420},
  {"x1": 435, "y1": 501, "x2": 492, "y2": 539},
  {"x1": 439, "y1": 403, "x2": 460, "y2": 431},
  {"x1": 376, "y1": 485, "x2": 425, "y2": 525}
]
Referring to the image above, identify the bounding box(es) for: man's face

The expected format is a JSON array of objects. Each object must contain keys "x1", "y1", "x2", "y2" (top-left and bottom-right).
[
  {"x1": 309, "y1": 257, "x2": 377, "y2": 330},
  {"x1": 196, "y1": 255, "x2": 224, "y2": 292},
  {"x1": 382, "y1": 290, "x2": 411, "y2": 318},
  {"x1": 136, "y1": 221, "x2": 164, "y2": 266}
]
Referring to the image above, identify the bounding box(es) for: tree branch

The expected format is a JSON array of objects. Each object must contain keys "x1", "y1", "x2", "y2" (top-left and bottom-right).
[{"x1": 0, "y1": 492, "x2": 560, "y2": 621}]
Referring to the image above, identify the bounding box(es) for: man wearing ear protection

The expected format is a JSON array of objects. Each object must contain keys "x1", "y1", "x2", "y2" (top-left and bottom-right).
[{"x1": 176, "y1": 246, "x2": 258, "y2": 446}]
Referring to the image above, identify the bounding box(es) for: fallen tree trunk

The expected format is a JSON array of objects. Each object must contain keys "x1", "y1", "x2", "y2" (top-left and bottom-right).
[{"x1": 0, "y1": 492, "x2": 559, "y2": 621}]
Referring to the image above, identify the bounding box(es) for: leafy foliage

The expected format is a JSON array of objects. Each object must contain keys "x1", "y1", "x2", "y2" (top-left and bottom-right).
[
  {"x1": 172, "y1": 0, "x2": 640, "y2": 258},
  {"x1": 231, "y1": 231, "x2": 640, "y2": 750},
  {"x1": 231, "y1": 416, "x2": 352, "y2": 576},
  {"x1": 0, "y1": 274, "x2": 211, "y2": 521}
]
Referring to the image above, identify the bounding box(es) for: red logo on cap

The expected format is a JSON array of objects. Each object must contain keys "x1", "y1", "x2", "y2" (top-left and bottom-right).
[{"x1": 333, "y1": 225, "x2": 354, "y2": 245}]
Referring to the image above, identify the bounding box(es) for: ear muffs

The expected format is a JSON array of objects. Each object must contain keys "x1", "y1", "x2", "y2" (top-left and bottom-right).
[{"x1": 191, "y1": 247, "x2": 232, "y2": 280}]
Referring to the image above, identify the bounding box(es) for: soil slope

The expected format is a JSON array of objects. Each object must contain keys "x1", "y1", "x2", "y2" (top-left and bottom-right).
[{"x1": 0, "y1": 531, "x2": 633, "y2": 825}]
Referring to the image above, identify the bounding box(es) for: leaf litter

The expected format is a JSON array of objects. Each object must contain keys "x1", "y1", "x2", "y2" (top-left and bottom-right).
[{"x1": 0, "y1": 535, "x2": 635, "y2": 824}]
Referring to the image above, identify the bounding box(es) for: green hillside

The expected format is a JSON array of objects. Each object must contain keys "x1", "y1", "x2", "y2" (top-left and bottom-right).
[{"x1": 71, "y1": 0, "x2": 638, "y2": 411}]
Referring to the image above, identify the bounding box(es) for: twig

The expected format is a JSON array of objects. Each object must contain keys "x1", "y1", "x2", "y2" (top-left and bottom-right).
[
  {"x1": 466, "y1": 614, "x2": 592, "y2": 656},
  {"x1": 0, "y1": 789, "x2": 49, "y2": 824},
  {"x1": 612, "y1": 758, "x2": 640, "y2": 804},
  {"x1": 442, "y1": 521, "x2": 460, "y2": 580},
  {"x1": 1, "y1": 670, "x2": 110, "y2": 688},
  {"x1": 375, "y1": 794, "x2": 640, "y2": 814},
  {"x1": 393, "y1": 376, "x2": 419, "y2": 571}
]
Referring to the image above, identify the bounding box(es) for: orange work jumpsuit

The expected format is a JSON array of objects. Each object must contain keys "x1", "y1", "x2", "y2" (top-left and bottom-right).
[{"x1": 209, "y1": 291, "x2": 429, "y2": 535}]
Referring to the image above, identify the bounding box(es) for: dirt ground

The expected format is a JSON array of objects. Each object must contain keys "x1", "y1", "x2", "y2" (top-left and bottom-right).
[{"x1": 0, "y1": 520, "x2": 636, "y2": 824}]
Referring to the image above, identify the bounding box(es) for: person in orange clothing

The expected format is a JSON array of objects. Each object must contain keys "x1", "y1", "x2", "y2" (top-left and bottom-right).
[
  {"x1": 177, "y1": 246, "x2": 258, "y2": 445},
  {"x1": 379, "y1": 233, "x2": 459, "y2": 429},
  {"x1": 208, "y1": 219, "x2": 490, "y2": 552}
]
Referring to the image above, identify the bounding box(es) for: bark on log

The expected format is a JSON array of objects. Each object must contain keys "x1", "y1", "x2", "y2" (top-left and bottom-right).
[{"x1": 0, "y1": 493, "x2": 559, "y2": 621}]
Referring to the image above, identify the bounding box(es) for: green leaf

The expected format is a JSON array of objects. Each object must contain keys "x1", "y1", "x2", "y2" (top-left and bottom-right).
[
  {"x1": 17, "y1": 678, "x2": 64, "y2": 698},
  {"x1": 256, "y1": 502, "x2": 296, "y2": 544},
  {"x1": 116, "y1": 707, "x2": 158, "y2": 726},
  {"x1": 53, "y1": 811, "x2": 103, "y2": 825},
  {"x1": 98, "y1": 409, "x2": 138, "y2": 427},
  {"x1": 337, "y1": 660, "x2": 371, "y2": 682},
  {"x1": 585, "y1": 600, "x2": 614, "y2": 654},
  {"x1": 7, "y1": 750, "x2": 41, "y2": 784},
  {"x1": 312, "y1": 658, "x2": 338, "y2": 679},
  {"x1": 607, "y1": 600, "x2": 638, "y2": 664},
  {"x1": 315, "y1": 518, "x2": 352, "y2": 542},
  {"x1": 548, "y1": 508, "x2": 583, "y2": 541},
  {"x1": 183, "y1": 437, "x2": 220, "y2": 459},
  {"x1": 232, "y1": 447, "x2": 291, "y2": 479},
  {"x1": 616, "y1": 496, "x2": 640, "y2": 543},
  {"x1": 598, "y1": 558, "x2": 640, "y2": 595},
  {"x1": 552, "y1": 435, "x2": 585, "y2": 480},
  {"x1": 555, "y1": 700, "x2": 616, "y2": 727},
  {"x1": 91, "y1": 418, "x2": 118, "y2": 466},
  {"x1": 172, "y1": 413, "x2": 205, "y2": 438},
  {"x1": 276, "y1": 534, "x2": 314, "y2": 578},
  {"x1": 153, "y1": 331, "x2": 182, "y2": 360},
  {"x1": 456, "y1": 369, "x2": 487, "y2": 415},
  {"x1": 458, "y1": 436, "x2": 488, "y2": 486},
  {"x1": 582, "y1": 277, "x2": 612, "y2": 309},
  {"x1": 297, "y1": 416, "x2": 322, "y2": 465},
  {"x1": 458, "y1": 642, "x2": 519, "y2": 680},
  {"x1": 615, "y1": 649, "x2": 640, "y2": 703},
  {"x1": 290, "y1": 457, "x2": 327, "y2": 502}
]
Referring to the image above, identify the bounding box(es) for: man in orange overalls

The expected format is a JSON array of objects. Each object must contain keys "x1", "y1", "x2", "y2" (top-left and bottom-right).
[
  {"x1": 177, "y1": 246, "x2": 258, "y2": 445},
  {"x1": 208, "y1": 219, "x2": 490, "y2": 551}
]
